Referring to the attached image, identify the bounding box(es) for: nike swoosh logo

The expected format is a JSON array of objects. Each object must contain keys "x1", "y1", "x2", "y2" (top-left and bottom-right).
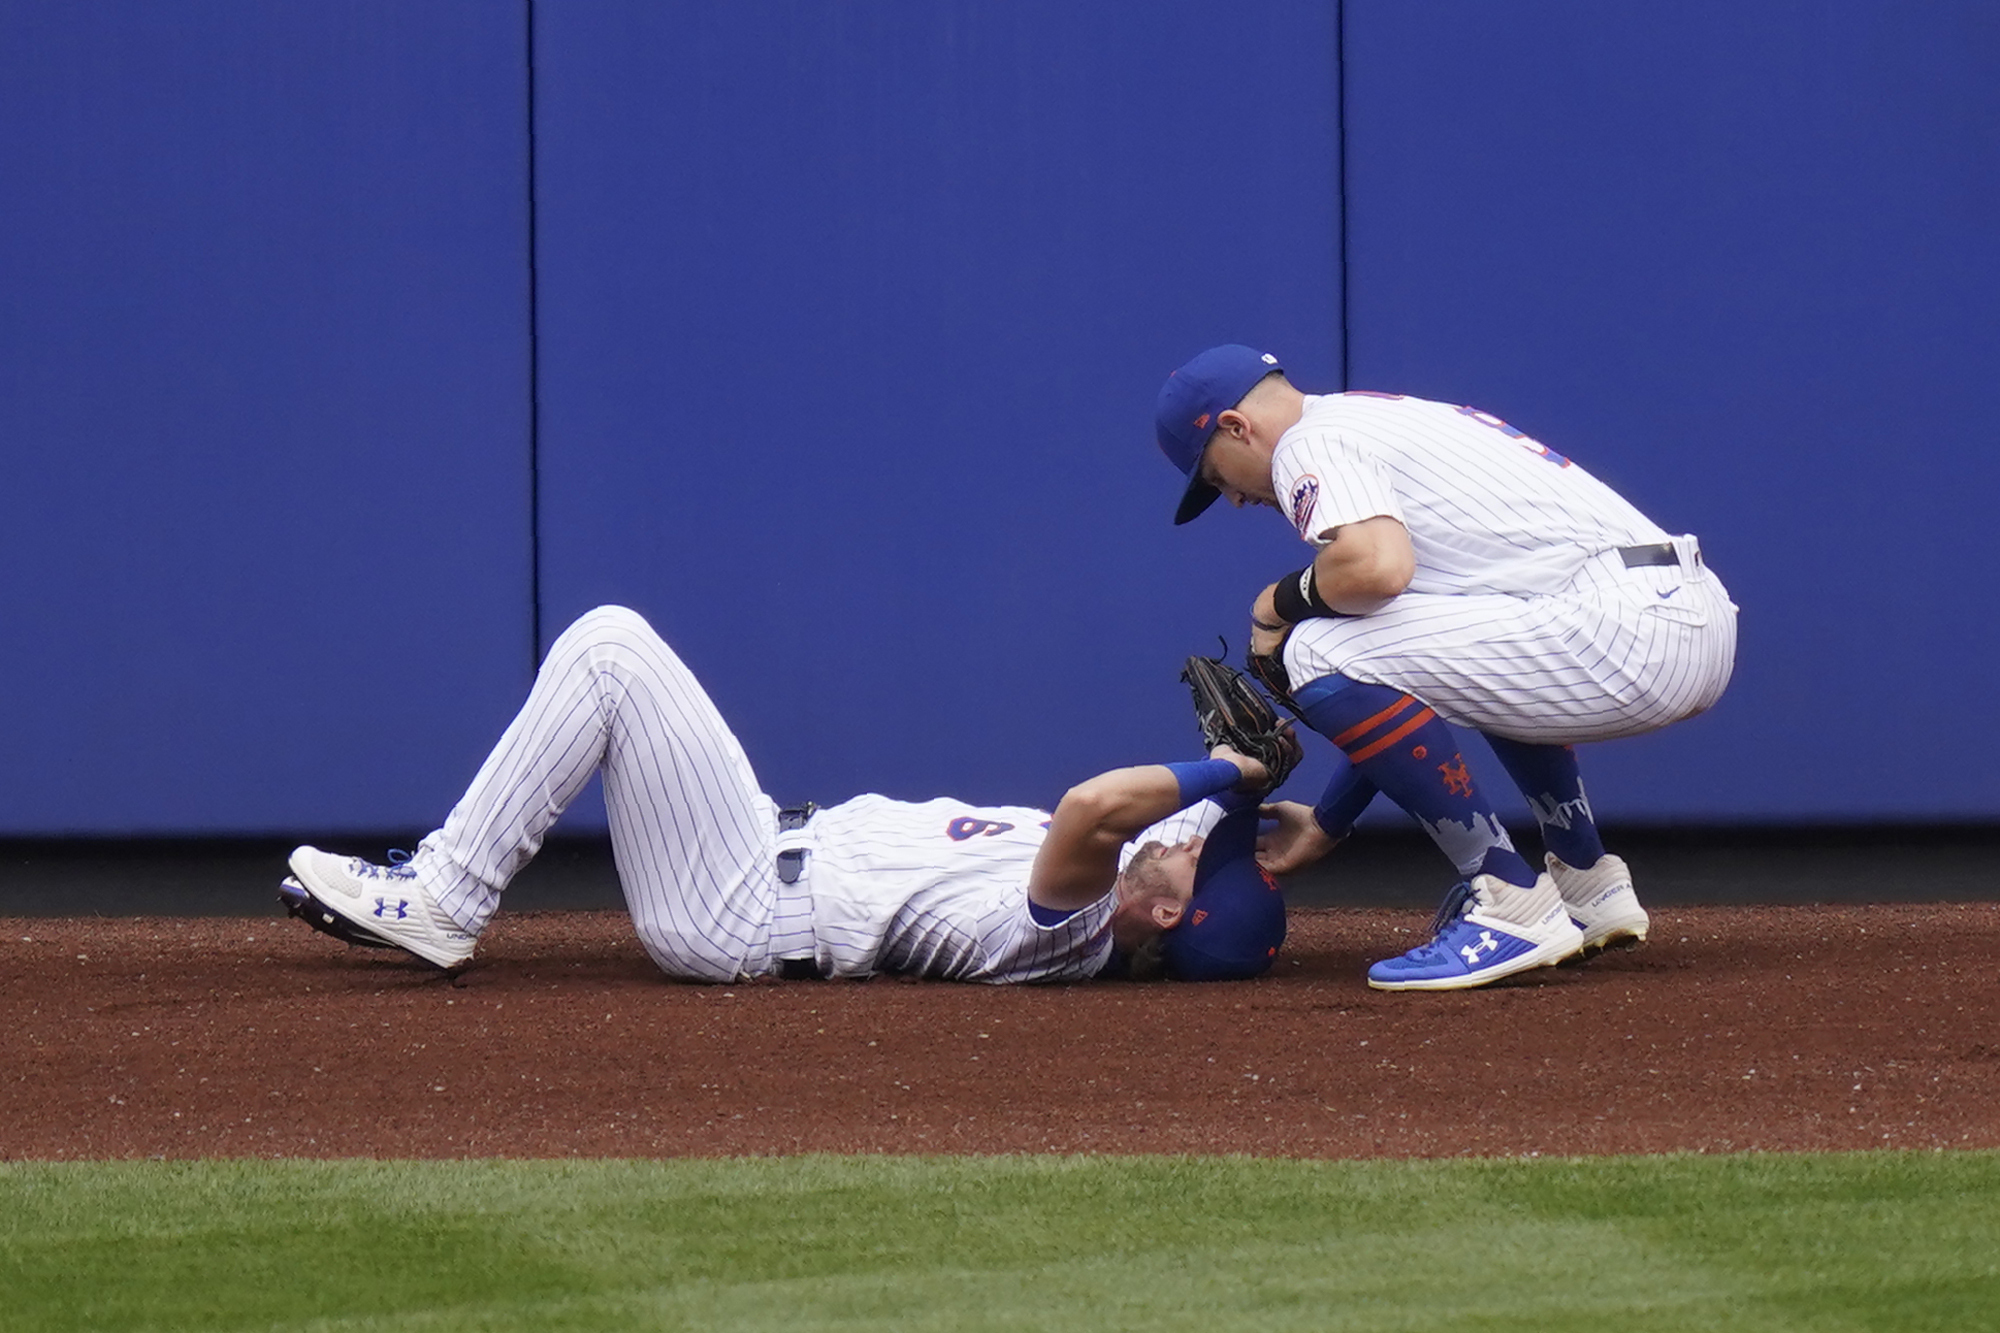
[{"x1": 1658, "y1": 588, "x2": 1680, "y2": 600}]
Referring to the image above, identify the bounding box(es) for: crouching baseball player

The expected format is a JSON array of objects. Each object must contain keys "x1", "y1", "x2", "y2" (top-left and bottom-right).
[
  {"x1": 281, "y1": 606, "x2": 1288, "y2": 984},
  {"x1": 1156, "y1": 345, "x2": 1739, "y2": 992}
]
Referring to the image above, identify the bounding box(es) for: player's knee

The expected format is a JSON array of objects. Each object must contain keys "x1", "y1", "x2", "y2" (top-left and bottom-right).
[
  {"x1": 1282, "y1": 634, "x2": 1347, "y2": 694},
  {"x1": 557, "y1": 604, "x2": 657, "y2": 648},
  {"x1": 576, "y1": 604, "x2": 652, "y2": 640},
  {"x1": 1288, "y1": 670, "x2": 1363, "y2": 717}
]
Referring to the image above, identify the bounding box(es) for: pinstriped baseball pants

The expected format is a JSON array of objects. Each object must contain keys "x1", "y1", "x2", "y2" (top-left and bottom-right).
[
  {"x1": 413, "y1": 606, "x2": 788, "y2": 981},
  {"x1": 1283, "y1": 537, "x2": 1738, "y2": 745}
]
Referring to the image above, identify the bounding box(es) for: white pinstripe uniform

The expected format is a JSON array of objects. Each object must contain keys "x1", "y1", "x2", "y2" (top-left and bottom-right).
[
  {"x1": 409, "y1": 605, "x2": 1214, "y2": 983},
  {"x1": 1275, "y1": 393, "x2": 1737, "y2": 743}
]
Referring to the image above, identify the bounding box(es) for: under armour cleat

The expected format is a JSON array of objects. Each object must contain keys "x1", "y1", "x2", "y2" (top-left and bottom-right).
[
  {"x1": 281, "y1": 875, "x2": 402, "y2": 951},
  {"x1": 1367, "y1": 873, "x2": 1584, "y2": 992},
  {"x1": 283, "y1": 845, "x2": 476, "y2": 970},
  {"x1": 1547, "y1": 852, "x2": 1649, "y2": 955}
]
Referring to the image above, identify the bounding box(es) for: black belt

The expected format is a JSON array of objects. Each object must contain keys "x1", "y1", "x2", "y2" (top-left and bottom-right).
[
  {"x1": 774, "y1": 802, "x2": 824, "y2": 978},
  {"x1": 776, "y1": 802, "x2": 816, "y2": 884},
  {"x1": 1617, "y1": 542, "x2": 1679, "y2": 568}
]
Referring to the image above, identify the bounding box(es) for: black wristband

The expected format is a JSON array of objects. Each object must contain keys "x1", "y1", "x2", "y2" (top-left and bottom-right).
[{"x1": 1271, "y1": 565, "x2": 1337, "y2": 623}]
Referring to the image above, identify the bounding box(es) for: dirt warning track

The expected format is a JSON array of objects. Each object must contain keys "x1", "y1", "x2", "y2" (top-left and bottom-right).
[{"x1": 4, "y1": 904, "x2": 1997, "y2": 1160}]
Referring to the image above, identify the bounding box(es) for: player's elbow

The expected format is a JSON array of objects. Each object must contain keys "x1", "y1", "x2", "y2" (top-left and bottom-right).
[
  {"x1": 1319, "y1": 519, "x2": 1415, "y2": 610},
  {"x1": 1322, "y1": 552, "x2": 1413, "y2": 614},
  {"x1": 1355, "y1": 546, "x2": 1415, "y2": 602},
  {"x1": 1053, "y1": 780, "x2": 1122, "y2": 833},
  {"x1": 1052, "y1": 777, "x2": 1154, "y2": 848}
]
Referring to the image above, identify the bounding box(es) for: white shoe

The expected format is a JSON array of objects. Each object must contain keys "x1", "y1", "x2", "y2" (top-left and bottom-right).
[
  {"x1": 1547, "y1": 852, "x2": 1649, "y2": 954},
  {"x1": 284, "y1": 845, "x2": 476, "y2": 969},
  {"x1": 1367, "y1": 873, "x2": 1584, "y2": 991}
]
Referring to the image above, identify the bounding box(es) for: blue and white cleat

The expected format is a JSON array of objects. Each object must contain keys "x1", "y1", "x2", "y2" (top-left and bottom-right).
[
  {"x1": 1547, "y1": 852, "x2": 1649, "y2": 955},
  {"x1": 1367, "y1": 873, "x2": 1584, "y2": 991},
  {"x1": 284, "y1": 845, "x2": 477, "y2": 970}
]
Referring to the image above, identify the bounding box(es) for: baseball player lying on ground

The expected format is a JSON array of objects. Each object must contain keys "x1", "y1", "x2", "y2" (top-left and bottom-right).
[
  {"x1": 281, "y1": 606, "x2": 1291, "y2": 984},
  {"x1": 1156, "y1": 345, "x2": 1739, "y2": 993}
]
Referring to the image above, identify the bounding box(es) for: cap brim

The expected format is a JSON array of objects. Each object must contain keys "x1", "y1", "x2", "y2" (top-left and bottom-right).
[{"x1": 1174, "y1": 476, "x2": 1222, "y2": 525}]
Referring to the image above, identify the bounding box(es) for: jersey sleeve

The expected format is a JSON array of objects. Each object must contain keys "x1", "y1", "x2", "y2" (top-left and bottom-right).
[
  {"x1": 1274, "y1": 425, "x2": 1403, "y2": 546},
  {"x1": 968, "y1": 890, "x2": 1118, "y2": 984}
]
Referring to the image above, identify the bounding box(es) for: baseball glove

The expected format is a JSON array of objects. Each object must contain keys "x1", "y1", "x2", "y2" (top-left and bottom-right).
[
  {"x1": 1180, "y1": 652, "x2": 1302, "y2": 792},
  {"x1": 1244, "y1": 647, "x2": 1295, "y2": 710}
]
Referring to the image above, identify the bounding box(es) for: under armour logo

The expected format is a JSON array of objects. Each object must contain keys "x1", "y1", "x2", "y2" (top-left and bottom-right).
[
  {"x1": 373, "y1": 897, "x2": 410, "y2": 920},
  {"x1": 1459, "y1": 930, "x2": 1499, "y2": 965}
]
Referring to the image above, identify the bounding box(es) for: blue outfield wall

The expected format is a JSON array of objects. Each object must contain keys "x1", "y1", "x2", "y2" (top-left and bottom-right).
[
  {"x1": 0, "y1": 2, "x2": 536, "y2": 834},
  {"x1": 1340, "y1": 1, "x2": 2000, "y2": 819},
  {"x1": 529, "y1": 0, "x2": 1341, "y2": 819},
  {"x1": 0, "y1": 1, "x2": 1992, "y2": 836}
]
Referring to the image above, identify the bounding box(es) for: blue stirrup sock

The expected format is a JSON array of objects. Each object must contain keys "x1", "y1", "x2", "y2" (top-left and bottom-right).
[
  {"x1": 1312, "y1": 761, "x2": 1377, "y2": 841},
  {"x1": 1294, "y1": 674, "x2": 1538, "y2": 888},
  {"x1": 1484, "y1": 735, "x2": 1606, "y2": 869}
]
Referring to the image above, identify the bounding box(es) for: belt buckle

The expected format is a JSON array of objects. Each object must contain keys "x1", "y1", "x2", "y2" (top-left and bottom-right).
[{"x1": 1618, "y1": 542, "x2": 1679, "y2": 570}]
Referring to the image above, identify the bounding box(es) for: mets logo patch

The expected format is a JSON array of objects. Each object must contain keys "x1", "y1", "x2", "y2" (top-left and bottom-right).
[{"x1": 1288, "y1": 476, "x2": 1320, "y2": 533}]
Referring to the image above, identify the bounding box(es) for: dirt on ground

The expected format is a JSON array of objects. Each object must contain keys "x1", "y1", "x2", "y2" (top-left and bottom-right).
[{"x1": 4, "y1": 904, "x2": 1998, "y2": 1160}]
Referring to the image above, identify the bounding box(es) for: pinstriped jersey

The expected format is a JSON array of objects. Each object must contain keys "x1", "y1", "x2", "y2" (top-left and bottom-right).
[
  {"x1": 804, "y1": 795, "x2": 1224, "y2": 984},
  {"x1": 1273, "y1": 393, "x2": 1671, "y2": 596}
]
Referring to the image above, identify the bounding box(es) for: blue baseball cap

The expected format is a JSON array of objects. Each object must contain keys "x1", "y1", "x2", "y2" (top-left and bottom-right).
[
  {"x1": 1161, "y1": 804, "x2": 1287, "y2": 982},
  {"x1": 1154, "y1": 344, "x2": 1284, "y2": 524}
]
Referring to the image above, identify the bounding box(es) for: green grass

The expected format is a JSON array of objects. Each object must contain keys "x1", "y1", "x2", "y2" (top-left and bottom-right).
[{"x1": 2, "y1": 1153, "x2": 1997, "y2": 1331}]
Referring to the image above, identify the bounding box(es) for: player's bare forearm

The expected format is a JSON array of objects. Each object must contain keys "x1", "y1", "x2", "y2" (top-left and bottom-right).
[
  {"x1": 1056, "y1": 751, "x2": 1262, "y2": 844},
  {"x1": 1310, "y1": 515, "x2": 1415, "y2": 614},
  {"x1": 1028, "y1": 750, "x2": 1261, "y2": 910},
  {"x1": 1256, "y1": 800, "x2": 1339, "y2": 876},
  {"x1": 1254, "y1": 518, "x2": 1412, "y2": 651}
]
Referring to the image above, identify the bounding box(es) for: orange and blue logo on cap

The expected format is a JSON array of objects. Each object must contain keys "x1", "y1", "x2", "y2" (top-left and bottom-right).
[{"x1": 1158, "y1": 345, "x2": 1286, "y2": 526}]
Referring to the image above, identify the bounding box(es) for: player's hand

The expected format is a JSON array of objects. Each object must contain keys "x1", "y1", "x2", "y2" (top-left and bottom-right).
[
  {"x1": 1256, "y1": 800, "x2": 1339, "y2": 876},
  {"x1": 1266, "y1": 722, "x2": 1303, "y2": 782},
  {"x1": 1250, "y1": 583, "x2": 1289, "y2": 658}
]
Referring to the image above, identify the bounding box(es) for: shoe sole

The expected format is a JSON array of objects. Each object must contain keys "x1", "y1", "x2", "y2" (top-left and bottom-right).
[
  {"x1": 1571, "y1": 913, "x2": 1650, "y2": 960},
  {"x1": 279, "y1": 871, "x2": 472, "y2": 972},
  {"x1": 280, "y1": 877, "x2": 402, "y2": 951},
  {"x1": 1585, "y1": 927, "x2": 1648, "y2": 954},
  {"x1": 1367, "y1": 929, "x2": 1583, "y2": 992}
]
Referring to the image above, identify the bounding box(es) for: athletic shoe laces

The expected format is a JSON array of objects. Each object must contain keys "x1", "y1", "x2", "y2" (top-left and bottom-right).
[
  {"x1": 352, "y1": 849, "x2": 418, "y2": 880},
  {"x1": 1428, "y1": 880, "x2": 1477, "y2": 936}
]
